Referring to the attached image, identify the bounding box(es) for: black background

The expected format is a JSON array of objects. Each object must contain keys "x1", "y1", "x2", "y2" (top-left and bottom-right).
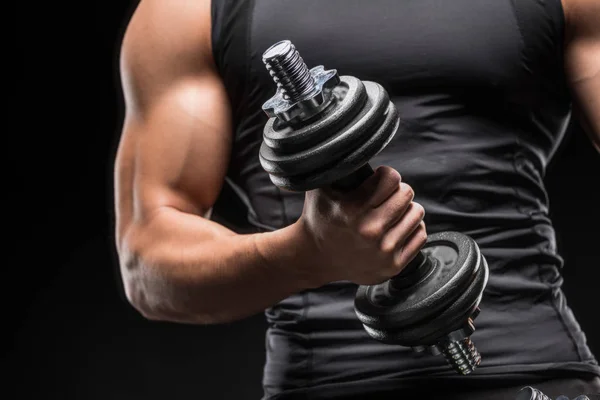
[{"x1": 7, "y1": 1, "x2": 599, "y2": 399}]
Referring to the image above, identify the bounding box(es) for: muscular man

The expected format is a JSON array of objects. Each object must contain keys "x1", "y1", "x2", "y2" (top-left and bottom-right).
[{"x1": 115, "y1": 0, "x2": 600, "y2": 398}]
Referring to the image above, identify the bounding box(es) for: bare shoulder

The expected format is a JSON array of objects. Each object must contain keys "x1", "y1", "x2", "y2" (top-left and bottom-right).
[
  {"x1": 122, "y1": 0, "x2": 213, "y2": 58},
  {"x1": 120, "y1": 0, "x2": 215, "y2": 109},
  {"x1": 561, "y1": 0, "x2": 600, "y2": 41},
  {"x1": 560, "y1": 0, "x2": 600, "y2": 152},
  {"x1": 561, "y1": 0, "x2": 600, "y2": 83}
]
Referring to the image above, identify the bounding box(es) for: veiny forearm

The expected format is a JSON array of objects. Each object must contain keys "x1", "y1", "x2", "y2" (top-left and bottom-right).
[{"x1": 119, "y1": 207, "x2": 315, "y2": 324}]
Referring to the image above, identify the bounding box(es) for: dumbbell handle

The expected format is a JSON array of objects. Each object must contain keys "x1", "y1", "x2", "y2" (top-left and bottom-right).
[
  {"x1": 329, "y1": 163, "x2": 427, "y2": 283},
  {"x1": 329, "y1": 163, "x2": 375, "y2": 192}
]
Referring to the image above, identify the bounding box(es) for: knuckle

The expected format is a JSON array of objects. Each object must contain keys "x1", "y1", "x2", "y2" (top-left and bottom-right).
[
  {"x1": 412, "y1": 202, "x2": 426, "y2": 220},
  {"x1": 358, "y1": 222, "x2": 383, "y2": 241},
  {"x1": 417, "y1": 228, "x2": 428, "y2": 245},
  {"x1": 390, "y1": 191, "x2": 410, "y2": 211},
  {"x1": 395, "y1": 259, "x2": 408, "y2": 273},
  {"x1": 393, "y1": 250, "x2": 407, "y2": 268},
  {"x1": 382, "y1": 167, "x2": 401, "y2": 184},
  {"x1": 402, "y1": 251, "x2": 419, "y2": 267},
  {"x1": 401, "y1": 183, "x2": 415, "y2": 201},
  {"x1": 387, "y1": 259, "x2": 403, "y2": 273},
  {"x1": 380, "y1": 238, "x2": 396, "y2": 254}
]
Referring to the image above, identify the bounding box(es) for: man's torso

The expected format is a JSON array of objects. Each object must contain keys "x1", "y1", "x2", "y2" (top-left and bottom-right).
[{"x1": 210, "y1": 0, "x2": 600, "y2": 398}]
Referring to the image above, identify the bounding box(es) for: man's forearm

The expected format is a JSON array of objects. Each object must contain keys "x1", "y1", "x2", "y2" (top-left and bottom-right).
[{"x1": 119, "y1": 207, "x2": 317, "y2": 324}]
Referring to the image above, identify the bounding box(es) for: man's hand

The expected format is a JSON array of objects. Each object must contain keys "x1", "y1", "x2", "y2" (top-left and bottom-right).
[
  {"x1": 564, "y1": 0, "x2": 600, "y2": 152},
  {"x1": 298, "y1": 166, "x2": 427, "y2": 287}
]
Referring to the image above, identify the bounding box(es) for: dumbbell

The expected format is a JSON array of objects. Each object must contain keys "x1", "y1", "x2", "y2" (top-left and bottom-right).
[{"x1": 259, "y1": 40, "x2": 489, "y2": 375}]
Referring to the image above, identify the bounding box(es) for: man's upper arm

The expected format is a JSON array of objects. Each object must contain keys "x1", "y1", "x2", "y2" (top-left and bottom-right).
[
  {"x1": 115, "y1": 0, "x2": 233, "y2": 244},
  {"x1": 563, "y1": 0, "x2": 600, "y2": 151}
]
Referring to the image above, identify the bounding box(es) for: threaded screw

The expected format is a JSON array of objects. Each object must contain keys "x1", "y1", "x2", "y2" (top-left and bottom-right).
[
  {"x1": 262, "y1": 40, "x2": 316, "y2": 101},
  {"x1": 439, "y1": 337, "x2": 482, "y2": 375}
]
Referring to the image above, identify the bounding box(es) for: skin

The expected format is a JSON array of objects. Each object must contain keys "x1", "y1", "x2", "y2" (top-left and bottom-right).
[{"x1": 114, "y1": 0, "x2": 600, "y2": 324}]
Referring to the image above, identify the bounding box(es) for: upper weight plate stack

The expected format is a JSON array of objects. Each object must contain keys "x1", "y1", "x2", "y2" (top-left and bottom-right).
[{"x1": 260, "y1": 75, "x2": 399, "y2": 191}]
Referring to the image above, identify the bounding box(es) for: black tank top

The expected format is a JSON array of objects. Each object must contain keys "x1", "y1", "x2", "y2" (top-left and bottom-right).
[{"x1": 210, "y1": 1, "x2": 600, "y2": 398}]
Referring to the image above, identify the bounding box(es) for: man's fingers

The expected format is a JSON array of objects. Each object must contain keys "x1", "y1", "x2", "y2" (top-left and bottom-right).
[
  {"x1": 380, "y1": 202, "x2": 425, "y2": 253},
  {"x1": 393, "y1": 220, "x2": 428, "y2": 270}
]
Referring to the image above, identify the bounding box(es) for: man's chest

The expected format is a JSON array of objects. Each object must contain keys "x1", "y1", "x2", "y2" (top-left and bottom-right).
[{"x1": 249, "y1": 0, "x2": 540, "y2": 91}]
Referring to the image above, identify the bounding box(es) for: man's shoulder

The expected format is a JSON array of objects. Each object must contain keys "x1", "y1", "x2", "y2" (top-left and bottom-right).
[
  {"x1": 122, "y1": 0, "x2": 213, "y2": 64},
  {"x1": 560, "y1": 0, "x2": 600, "y2": 39}
]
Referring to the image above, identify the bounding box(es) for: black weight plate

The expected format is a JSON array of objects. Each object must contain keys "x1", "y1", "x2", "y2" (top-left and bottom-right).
[
  {"x1": 262, "y1": 76, "x2": 367, "y2": 153},
  {"x1": 260, "y1": 79, "x2": 392, "y2": 182},
  {"x1": 354, "y1": 232, "x2": 480, "y2": 329},
  {"x1": 270, "y1": 102, "x2": 398, "y2": 191},
  {"x1": 364, "y1": 256, "x2": 488, "y2": 346},
  {"x1": 271, "y1": 88, "x2": 399, "y2": 190}
]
